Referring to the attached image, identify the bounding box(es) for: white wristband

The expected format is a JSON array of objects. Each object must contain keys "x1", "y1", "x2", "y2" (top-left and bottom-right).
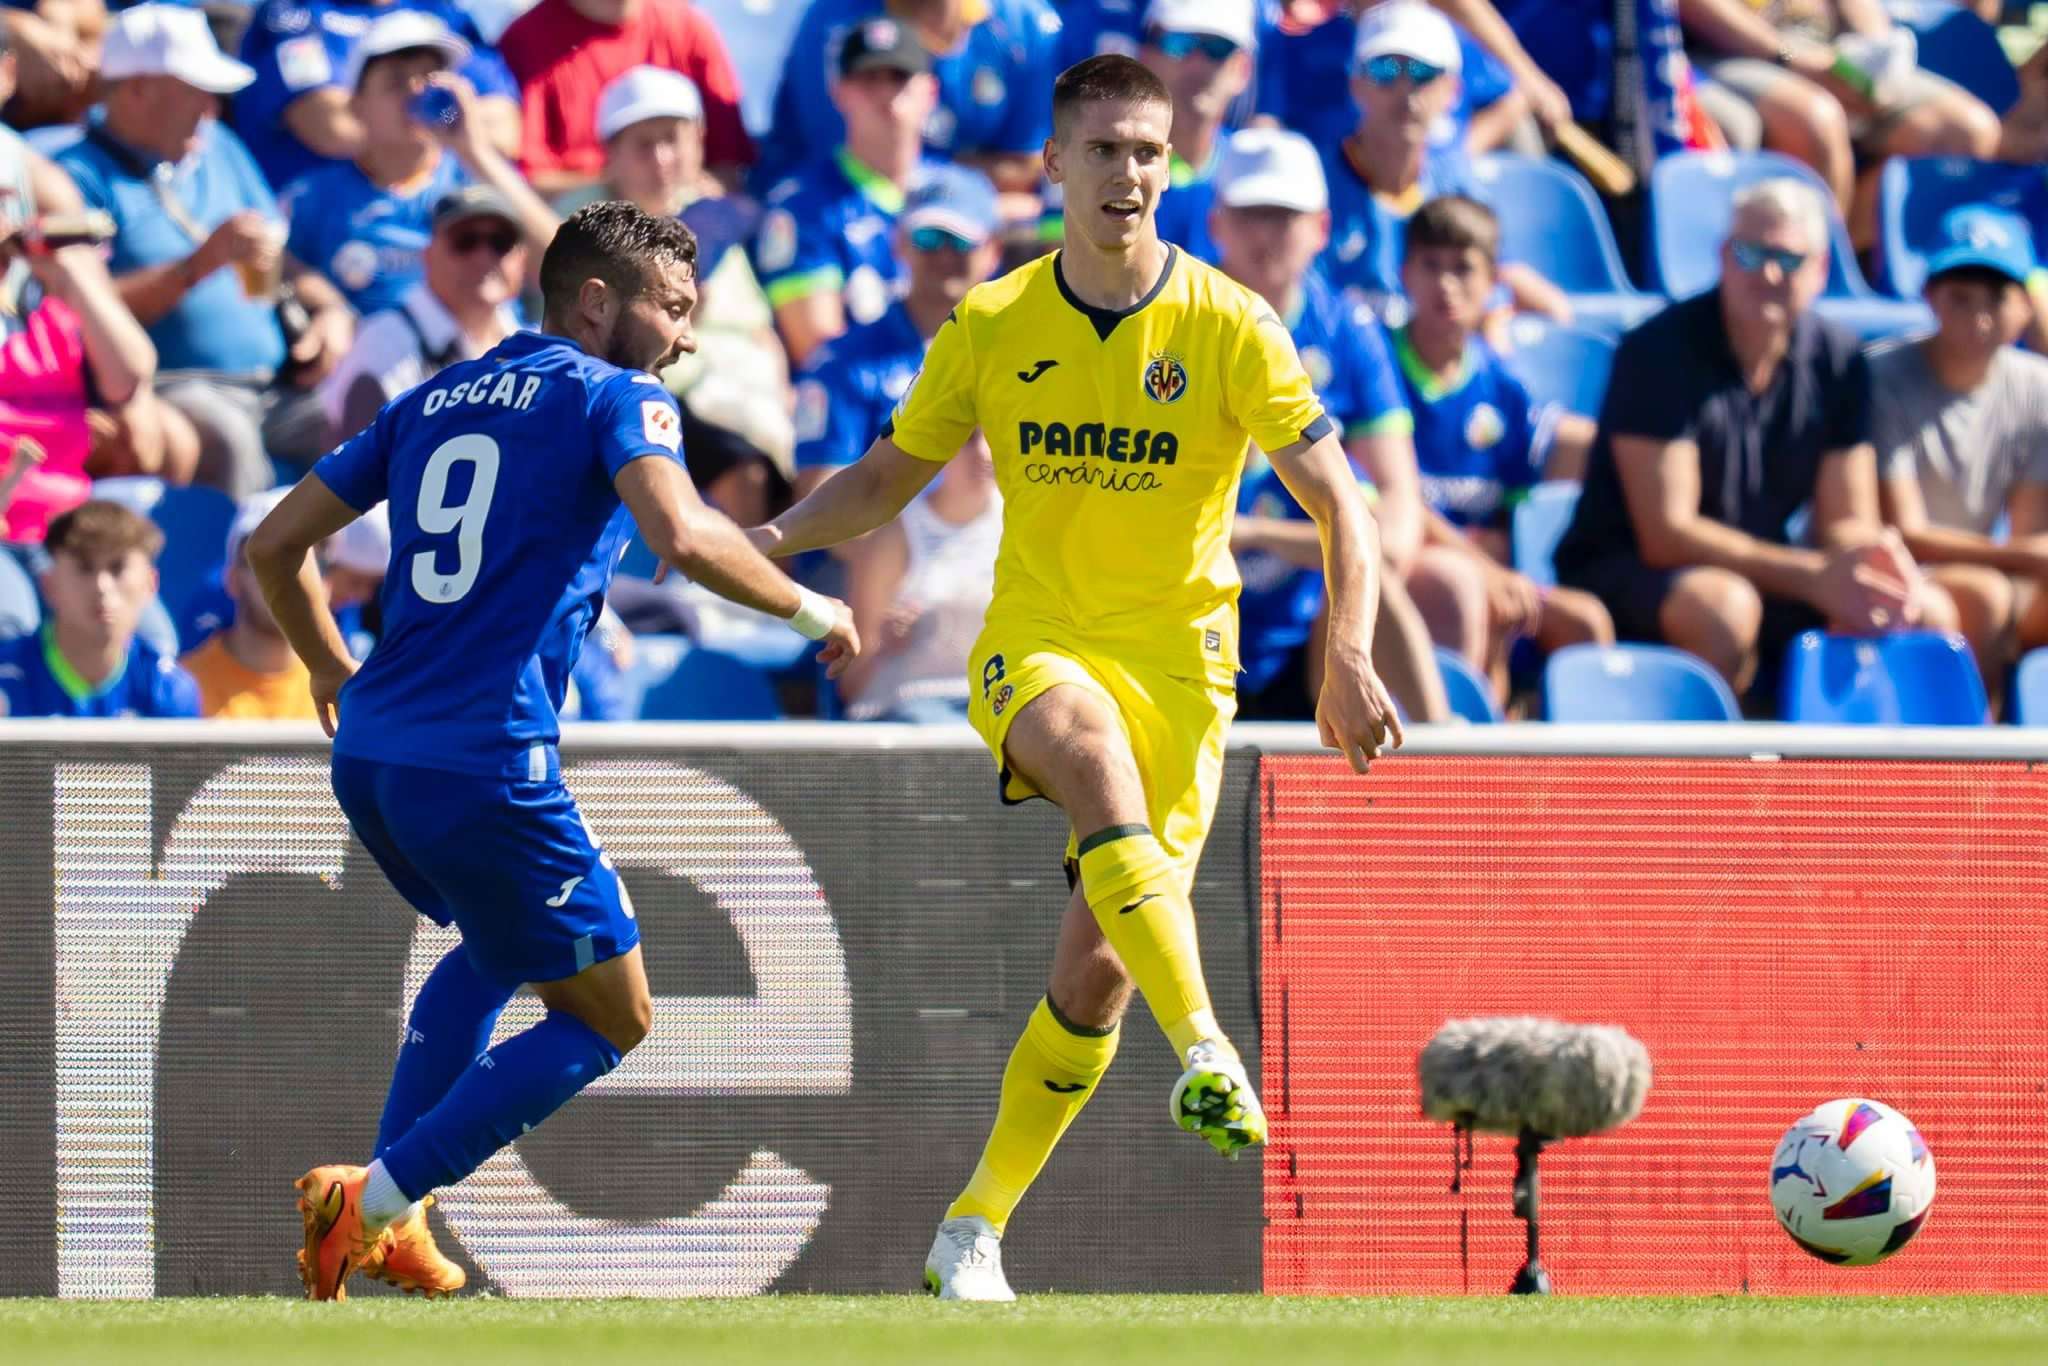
[{"x1": 787, "y1": 586, "x2": 836, "y2": 641}]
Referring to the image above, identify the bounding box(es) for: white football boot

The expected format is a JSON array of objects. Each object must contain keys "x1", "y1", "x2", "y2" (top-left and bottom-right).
[
  {"x1": 1171, "y1": 1039, "x2": 1268, "y2": 1157},
  {"x1": 923, "y1": 1214, "x2": 1016, "y2": 1301}
]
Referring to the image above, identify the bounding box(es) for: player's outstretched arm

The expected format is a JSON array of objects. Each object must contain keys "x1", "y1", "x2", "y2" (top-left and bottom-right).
[
  {"x1": 1268, "y1": 431, "x2": 1405, "y2": 768},
  {"x1": 246, "y1": 476, "x2": 366, "y2": 737},
  {"x1": 614, "y1": 456, "x2": 862, "y2": 675},
  {"x1": 753, "y1": 436, "x2": 944, "y2": 558}
]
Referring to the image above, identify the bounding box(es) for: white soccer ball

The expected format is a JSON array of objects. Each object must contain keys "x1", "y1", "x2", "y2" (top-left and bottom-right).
[{"x1": 1769, "y1": 1098, "x2": 1936, "y2": 1266}]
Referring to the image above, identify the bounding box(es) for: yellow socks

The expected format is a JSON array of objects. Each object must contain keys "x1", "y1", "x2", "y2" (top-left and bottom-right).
[
  {"x1": 946, "y1": 997, "x2": 1119, "y2": 1234},
  {"x1": 1075, "y1": 824, "x2": 1220, "y2": 1058}
]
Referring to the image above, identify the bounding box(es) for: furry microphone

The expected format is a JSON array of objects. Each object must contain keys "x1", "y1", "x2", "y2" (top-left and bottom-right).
[
  {"x1": 1419, "y1": 1016, "x2": 1651, "y2": 1139},
  {"x1": 1417, "y1": 1017, "x2": 1653, "y2": 1295}
]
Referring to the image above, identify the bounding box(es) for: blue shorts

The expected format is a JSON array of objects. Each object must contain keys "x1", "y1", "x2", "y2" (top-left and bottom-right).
[{"x1": 331, "y1": 753, "x2": 640, "y2": 988}]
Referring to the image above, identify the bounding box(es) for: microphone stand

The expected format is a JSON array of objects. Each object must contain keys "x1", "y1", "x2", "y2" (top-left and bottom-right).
[{"x1": 1510, "y1": 1127, "x2": 1552, "y2": 1295}]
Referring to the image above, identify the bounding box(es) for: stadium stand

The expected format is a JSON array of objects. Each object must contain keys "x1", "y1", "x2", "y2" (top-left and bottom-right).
[
  {"x1": 1432, "y1": 646, "x2": 1502, "y2": 724},
  {"x1": 1877, "y1": 156, "x2": 2047, "y2": 296},
  {"x1": 1779, "y1": 630, "x2": 1989, "y2": 726},
  {"x1": 636, "y1": 644, "x2": 783, "y2": 720},
  {"x1": 1543, "y1": 643, "x2": 1743, "y2": 723},
  {"x1": 1467, "y1": 153, "x2": 1660, "y2": 333},
  {"x1": 1887, "y1": 0, "x2": 2021, "y2": 115},
  {"x1": 2015, "y1": 647, "x2": 2048, "y2": 726},
  {"x1": 1499, "y1": 316, "x2": 1616, "y2": 418},
  {"x1": 1509, "y1": 480, "x2": 1580, "y2": 590}
]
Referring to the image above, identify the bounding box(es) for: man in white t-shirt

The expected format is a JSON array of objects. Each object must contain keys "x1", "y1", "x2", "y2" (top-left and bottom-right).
[{"x1": 1873, "y1": 205, "x2": 2048, "y2": 707}]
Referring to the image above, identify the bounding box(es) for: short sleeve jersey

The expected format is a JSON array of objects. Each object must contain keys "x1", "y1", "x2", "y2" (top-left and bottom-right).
[
  {"x1": 792, "y1": 299, "x2": 926, "y2": 471},
  {"x1": 0, "y1": 628, "x2": 201, "y2": 719},
  {"x1": 885, "y1": 246, "x2": 1331, "y2": 682},
  {"x1": 1867, "y1": 339, "x2": 2048, "y2": 537},
  {"x1": 1391, "y1": 324, "x2": 1542, "y2": 529},
  {"x1": 752, "y1": 150, "x2": 909, "y2": 328},
  {"x1": 312, "y1": 331, "x2": 687, "y2": 776},
  {"x1": 1556, "y1": 288, "x2": 1871, "y2": 577},
  {"x1": 280, "y1": 154, "x2": 471, "y2": 317},
  {"x1": 1318, "y1": 138, "x2": 1474, "y2": 324}
]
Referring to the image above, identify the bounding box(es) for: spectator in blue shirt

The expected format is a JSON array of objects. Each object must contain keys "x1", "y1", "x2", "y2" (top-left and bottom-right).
[
  {"x1": 760, "y1": 0, "x2": 1064, "y2": 196},
  {"x1": 1392, "y1": 193, "x2": 1609, "y2": 703},
  {"x1": 1205, "y1": 127, "x2": 1449, "y2": 722},
  {"x1": 1320, "y1": 2, "x2": 1564, "y2": 328},
  {"x1": 754, "y1": 15, "x2": 937, "y2": 367},
  {"x1": 236, "y1": 0, "x2": 521, "y2": 193},
  {"x1": 1139, "y1": 0, "x2": 1255, "y2": 265},
  {"x1": 790, "y1": 162, "x2": 1002, "y2": 498},
  {"x1": 280, "y1": 11, "x2": 558, "y2": 320},
  {"x1": 57, "y1": 7, "x2": 356, "y2": 498},
  {"x1": 1057, "y1": 0, "x2": 1144, "y2": 67},
  {"x1": 0, "y1": 499, "x2": 199, "y2": 718}
]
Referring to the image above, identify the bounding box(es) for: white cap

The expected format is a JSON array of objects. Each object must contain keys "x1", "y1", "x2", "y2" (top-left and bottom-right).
[
  {"x1": 1143, "y1": 0, "x2": 1257, "y2": 52},
  {"x1": 1352, "y1": 1, "x2": 1462, "y2": 74},
  {"x1": 326, "y1": 502, "x2": 392, "y2": 577},
  {"x1": 342, "y1": 10, "x2": 471, "y2": 91},
  {"x1": 100, "y1": 4, "x2": 257, "y2": 95},
  {"x1": 597, "y1": 65, "x2": 704, "y2": 142},
  {"x1": 1213, "y1": 127, "x2": 1327, "y2": 213},
  {"x1": 225, "y1": 488, "x2": 291, "y2": 563}
]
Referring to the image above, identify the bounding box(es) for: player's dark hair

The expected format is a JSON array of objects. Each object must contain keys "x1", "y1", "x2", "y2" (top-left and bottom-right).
[
  {"x1": 1051, "y1": 54, "x2": 1171, "y2": 142},
  {"x1": 539, "y1": 200, "x2": 699, "y2": 322},
  {"x1": 1405, "y1": 195, "x2": 1501, "y2": 267},
  {"x1": 45, "y1": 499, "x2": 163, "y2": 564}
]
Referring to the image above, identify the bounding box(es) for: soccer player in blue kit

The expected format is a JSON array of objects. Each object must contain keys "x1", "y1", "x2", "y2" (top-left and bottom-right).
[{"x1": 244, "y1": 201, "x2": 860, "y2": 1301}]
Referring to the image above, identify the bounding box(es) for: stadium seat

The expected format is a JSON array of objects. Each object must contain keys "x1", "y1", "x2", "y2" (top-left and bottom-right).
[
  {"x1": 1779, "y1": 630, "x2": 1988, "y2": 725},
  {"x1": 1885, "y1": 1, "x2": 2020, "y2": 115},
  {"x1": 2014, "y1": 648, "x2": 2048, "y2": 726},
  {"x1": 618, "y1": 632, "x2": 691, "y2": 718},
  {"x1": 636, "y1": 645, "x2": 783, "y2": 721},
  {"x1": 1543, "y1": 643, "x2": 1741, "y2": 722},
  {"x1": 618, "y1": 532, "x2": 663, "y2": 579},
  {"x1": 1648, "y1": 151, "x2": 1933, "y2": 338},
  {"x1": 1468, "y1": 154, "x2": 1662, "y2": 332},
  {"x1": 1501, "y1": 316, "x2": 1617, "y2": 418},
  {"x1": 1510, "y1": 480, "x2": 1581, "y2": 589},
  {"x1": 1432, "y1": 646, "x2": 1502, "y2": 723},
  {"x1": 1877, "y1": 157, "x2": 2047, "y2": 297},
  {"x1": 91, "y1": 478, "x2": 237, "y2": 635}
]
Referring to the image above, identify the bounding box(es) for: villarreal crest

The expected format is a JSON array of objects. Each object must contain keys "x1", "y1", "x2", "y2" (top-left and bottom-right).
[{"x1": 1143, "y1": 353, "x2": 1188, "y2": 405}]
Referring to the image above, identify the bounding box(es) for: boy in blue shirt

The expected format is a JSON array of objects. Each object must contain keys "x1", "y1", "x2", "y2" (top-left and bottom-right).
[
  {"x1": 1393, "y1": 192, "x2": 1608, "y2": 702},
  {"x1": 243, "y1": 202, "x2": 858, "y2": 1300},
  {"x1": 0, "y1": 500, "x2": 200, "y2": 719}
]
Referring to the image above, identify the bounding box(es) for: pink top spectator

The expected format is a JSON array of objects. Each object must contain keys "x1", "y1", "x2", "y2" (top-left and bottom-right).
[
  {"x1": 0, "y1": 297, "x2": 92, "y2": 545},
  {"x1": 498, "y1": 0, "x2": 754, "y2": 180}
]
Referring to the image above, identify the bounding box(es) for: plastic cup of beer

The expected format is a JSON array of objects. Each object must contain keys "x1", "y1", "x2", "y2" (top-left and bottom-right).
[{"x1": 238, "y1": 220, "x2": 286, "y2": 302}]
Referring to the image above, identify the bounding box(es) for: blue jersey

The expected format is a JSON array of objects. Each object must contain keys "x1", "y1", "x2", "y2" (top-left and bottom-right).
[
  {"x1": 1319, "y1": 139, "x2": 1474, "y2": 324},
  {"x1": 281, "y1": 154, "x2": 470, "y2": 316},
  {"x1": 236, "y1": 0, "x2": 518, "y2": 191},
  {"x1": 0, "y1": 627, "x2": 200, "y2": 718},
  {"x1": 1254, "y1": 8, "x2": 1511, "y2": 160},
  {"x1": 791, "y1": 298, "x2": 924, "y2": 471},
  {"x1": 758, "y1": 0, "x2": 1063, "y2": 186},
  {"x1": 1155, "y1": 150, "x2": 1219, "y2": 265},
  {"x1": 1056, "y1": 0, "x2": 1141, "y2": 66},
  {"x1": 753, "y1": 149, "x2": 910, "y2": 330},
  {"x1": 1392, "y1": 324, "x2": 1542, "y2": 529},
  {"x1": 312, "y1": 331, "x2": 686, "y2": 777}
]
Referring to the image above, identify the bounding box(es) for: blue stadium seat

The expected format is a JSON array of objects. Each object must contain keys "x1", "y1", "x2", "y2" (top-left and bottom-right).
[
  {"x1": 618, "y1": 632, "x2": 691, "y2": 718},
  {"x1": 1468, "y1": 154, "x2": 1662, "y2": 332},
  {"x1": 1501, "y1": 316, "x2": 1617, "y2": 418},
  {"x1": 1877, "y1": 157, "x2": 2047, "y2": 296},
  {"x1": 1543, "y1": 643, "x2": 1741, "y2": 722},
  {"x1": 637, "y1": 645, "x2": 783, "y2": 721},
  {"x1": 1433, "y1": 646, "x2": 1503, "y2": 723},
  {"x1": 2014, "y1": 648, "x2": 2048, "y2": 726},
  {"x1": 1649, "y1": 151, "x2": 1933, "y2": 337},
  {"x1": 1510, "y1": 480, "x2": 1581, "y2": 589},
  {"x1": 1779, "y1": 630, "x2": 1987, "y2": 725},
  {"x1": 1885, "y1": 1, "x2": 2020, "y2": 115}
]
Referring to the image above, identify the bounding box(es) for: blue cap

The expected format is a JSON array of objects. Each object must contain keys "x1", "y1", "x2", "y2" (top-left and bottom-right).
[
  {"x1": 901, "y1": 165, "x2": 1001, "y2": 245},
  {"x1": 1924, "y1": 205, "x2": 2037, "y2": 288}
]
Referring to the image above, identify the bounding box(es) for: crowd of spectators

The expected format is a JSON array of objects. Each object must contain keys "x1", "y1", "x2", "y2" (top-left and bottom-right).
[{"x1": 1, "y1": 0, "x2": 2046, "y2": 726}]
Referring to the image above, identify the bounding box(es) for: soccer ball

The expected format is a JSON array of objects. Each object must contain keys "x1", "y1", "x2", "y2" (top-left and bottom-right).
[{"x1": 1769, "y1": 1098, "x2": 1936, "y2": 1266}]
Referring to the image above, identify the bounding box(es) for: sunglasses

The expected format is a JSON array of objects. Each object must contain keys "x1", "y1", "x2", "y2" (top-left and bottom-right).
[
  {"x1": 447, "y1": 227, "x2": 519, "y2": 257},
  {"x1": 909, "y1": 225, "x2": 977, "y2": 254},
  {"x1": 1360, "y1": 54, "x2": 1447, "y2": 87},
  {"x1": 1147, "y1": 28, "x2": 1240, "y2": 63},
  {"x1": 1730, "y1": 239, "x2": 1808, "y2": 275}
]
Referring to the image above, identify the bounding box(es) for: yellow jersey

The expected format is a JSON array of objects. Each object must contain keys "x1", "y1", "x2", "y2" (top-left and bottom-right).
[{"x1": 886, "y1": 246, "x2": 1330, "y2": 685}]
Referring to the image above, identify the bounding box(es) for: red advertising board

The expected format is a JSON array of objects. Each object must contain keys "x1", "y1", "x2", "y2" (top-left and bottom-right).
[{"x1": 1259, "y1": 754, "x2": 2048, "y2": 1294}]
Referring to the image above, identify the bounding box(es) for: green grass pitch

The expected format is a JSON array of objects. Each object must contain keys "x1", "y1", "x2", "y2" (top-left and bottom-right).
[{"x1": 5, "y1": 1296, "x2": 2047, "y2": 1365}]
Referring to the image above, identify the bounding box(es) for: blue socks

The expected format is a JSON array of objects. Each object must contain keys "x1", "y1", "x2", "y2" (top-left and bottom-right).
[
  {"x1": 377, "y1": 1005, "x2": 623, "y2": 1203},
  {"x1": 376, "y1": 947, "x2": 516, "y2": 1158}
]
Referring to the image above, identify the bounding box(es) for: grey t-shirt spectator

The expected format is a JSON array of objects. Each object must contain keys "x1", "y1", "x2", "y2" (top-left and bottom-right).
[
  {"x1": 1557, "y1": 287, "x2": 1872, "y2": 579},
  {"x1": 1867, "y1": 340, "x2": 2048, "y2": 536}
]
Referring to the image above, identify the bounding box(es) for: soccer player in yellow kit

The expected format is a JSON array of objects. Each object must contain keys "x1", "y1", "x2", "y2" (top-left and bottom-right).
[{"x1": 754, "y1": 54, "x2": 1401, "y2": 1299}]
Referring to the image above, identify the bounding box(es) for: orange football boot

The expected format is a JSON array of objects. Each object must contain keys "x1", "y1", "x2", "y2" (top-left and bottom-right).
[
  {"x1": 295, "y1": 1164, "x2": 379, "y2": 1302},
  {"x1": 359, "y1": 1196, "x2": 466, "y2": 1298}
]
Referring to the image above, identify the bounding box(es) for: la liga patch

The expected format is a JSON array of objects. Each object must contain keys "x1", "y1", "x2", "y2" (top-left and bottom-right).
[{"x1": 642, "y1": 400, "x2": 681, "y2": 451}]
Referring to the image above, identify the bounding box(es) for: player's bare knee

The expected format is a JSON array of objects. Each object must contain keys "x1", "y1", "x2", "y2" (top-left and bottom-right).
[
  {"x1": 1048, "y1": 955, "x2": 1131, "y2": 1033},
  {"x1": 1008, "y1": 689, "x2": 1144, "y2": 828}
]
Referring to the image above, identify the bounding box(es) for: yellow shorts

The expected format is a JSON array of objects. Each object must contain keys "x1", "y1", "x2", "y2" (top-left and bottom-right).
[{"x1": 965, "y1": 625, "x2": 1236, "y2": 883}]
